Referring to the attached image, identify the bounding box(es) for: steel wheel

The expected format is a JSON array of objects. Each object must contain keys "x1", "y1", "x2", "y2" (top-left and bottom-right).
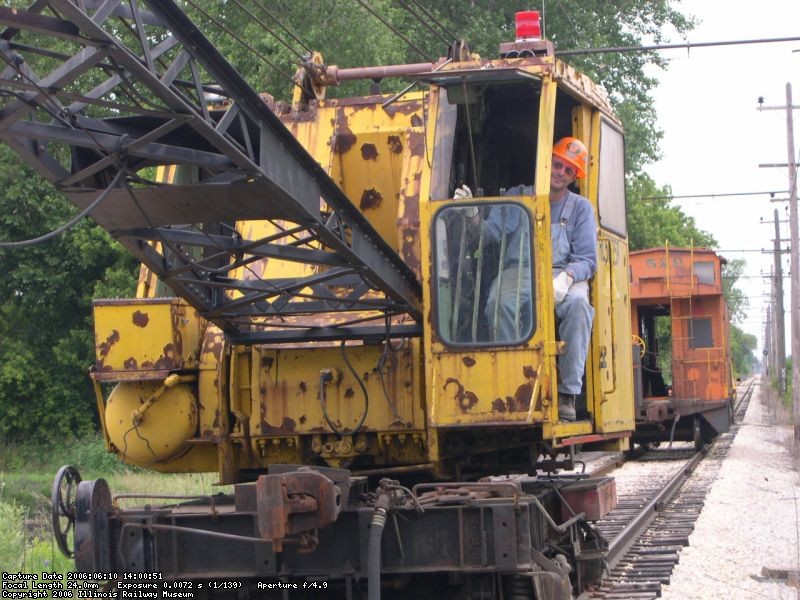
[{"x1": 51, "y1": 465, "x2": 82, "y2": 557}]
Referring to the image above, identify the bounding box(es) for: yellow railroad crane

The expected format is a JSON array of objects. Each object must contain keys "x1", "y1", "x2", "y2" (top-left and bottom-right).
[{"x1": 1, "y1": 3, "x2": 633, "y2": 597}]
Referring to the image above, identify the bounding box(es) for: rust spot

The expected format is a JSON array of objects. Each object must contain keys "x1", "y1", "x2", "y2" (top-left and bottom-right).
[
  {"x1": 261, "y1": 417, "x2": 297, "y2": 435},
  {"x1": 299, "y1": 381, "x2": 307, "y2": 393},
  {"x1": 345, "y1": 388, "x2": 355, "y2": 398},
  {"x1": 410, "y1": 114, "x2": 423, "y2": 127},
  {"x1": 332, "y1": 110, "x2": 357, "y2": 154},
  {"x1": 97, "y1": 330, "x2": 120, "y2": 358},
  {"x1": 387, "y1": 135, "x2": 403, "y2": 154},
  {"x1": 361, "y1": 143, "x2": 378, "y2": 160},
  {"x1": 123, "y1": 357, "x2": 138, "y2": 370},
  {"x1": 261, "y1": 356, "x2": 274, "y2": 369},
  {"x1": 401, "y1": 226, "x2": 421, "y2": 279},
  {"x1": 506, "y1": 396, "x2": 518, "y2": 411},
  {"x1": 523, "y1": 365, "x2": 537, "y2": 378},
  {"x1": 360, "y1": 188, "x2": 383, "y2": 210},
  {"x1": 492, "y1": 398, "x2": 507, "y2": 412},
  {"x1": 445, "y1": 378, "x2": 479, "y2": 412},
  {"x1": 153, "y1": 343, "x2": 179, "y2": 370},
  {"x1": 462, "y1": 356, "x2": 476, "y2": 367},
  {"x1": 299, "y1": 415, "x2": 307, "y2": 424},
  {"x1": 131, "y1": 310, "x2": 149, "y2": 327},
  {"x1": 383, "y1": 100, "x2": 422, "y2": 118},
  {"x1": 408, "y1": 129, "x2": 424, "y2": 156},
  {"x1": 333, "y1": 132, "x2": 357, "y2": 153},
  {"x1": 514, "y1": 384, "x2": 533, "y2": 411}
]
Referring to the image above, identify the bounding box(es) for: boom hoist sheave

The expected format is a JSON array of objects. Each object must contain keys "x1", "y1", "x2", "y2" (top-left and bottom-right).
[{"x1": 0, "y1": 0, "x2": 421, "y2": 344}]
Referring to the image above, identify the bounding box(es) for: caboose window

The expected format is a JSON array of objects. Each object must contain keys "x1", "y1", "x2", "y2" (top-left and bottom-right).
[
  {"x1": 689, "y1": 318, "x2": 713, "y2": 348},
  {"x1": 695, "y1": 261, "x2": 715, "y2": 284},
  {"x1": 433, "y1": 202, "x2": 534, "y2": 346}
]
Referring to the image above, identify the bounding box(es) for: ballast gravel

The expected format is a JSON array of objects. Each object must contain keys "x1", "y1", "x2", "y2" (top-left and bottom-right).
[{"x1": 660, "y1": 377, "x2": 800, "y2": 600}]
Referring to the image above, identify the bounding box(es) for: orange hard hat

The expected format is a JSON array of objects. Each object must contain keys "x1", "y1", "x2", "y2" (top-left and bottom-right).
[{"x1": 552, "y1": 137, "x2": 588, "y2": 179}]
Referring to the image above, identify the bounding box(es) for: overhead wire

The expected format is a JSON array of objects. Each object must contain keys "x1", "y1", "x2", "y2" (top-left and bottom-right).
[{"x1": 353, "y1": 0, "x2": 435, "y2": 63}]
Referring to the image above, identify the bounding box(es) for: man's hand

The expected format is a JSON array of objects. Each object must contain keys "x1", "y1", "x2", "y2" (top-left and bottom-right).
[
  {"x1": 454, "y1": 184, "x2": 473, "y2": 199},
  {"x1": 453, "y1": 184, "x2": 478, "y2": 218},
  {"x1": 553, "y1": 271, "x2": 574, "y2": 304}
]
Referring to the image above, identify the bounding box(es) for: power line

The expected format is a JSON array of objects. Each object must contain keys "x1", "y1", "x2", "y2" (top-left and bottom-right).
[
  {"x1": 556, "y1": 35, "x2": 800, "y2": 57},
  {"x1": 641, "y1": 190, "x2": 784, "y2": 201}
]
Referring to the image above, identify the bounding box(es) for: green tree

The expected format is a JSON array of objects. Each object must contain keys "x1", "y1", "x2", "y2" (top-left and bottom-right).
[
  {"x1": 0, "y1": 147, "x2": 137, "y2": 442},
  {"x1": 730, "y1": 325, "x2": 758, "y2": 378},
  {"x1": 627, "y1": 174, "x2": 717, "y2": 250}
]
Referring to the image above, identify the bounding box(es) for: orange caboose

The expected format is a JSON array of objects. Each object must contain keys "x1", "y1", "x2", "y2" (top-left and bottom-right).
[{"x1": 629, "y1": 247, "x2": 734, "y2": 449}]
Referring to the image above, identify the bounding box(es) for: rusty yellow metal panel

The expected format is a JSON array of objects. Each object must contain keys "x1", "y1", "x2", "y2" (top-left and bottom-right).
[
  {"x1": 582, "y1": 109, "x2": 635, "y2": 434},
  {"x1": 92, "y1": 298, "x2": 204, "y2": 378},
  {"x1": 245, "y1": 343, "x2": 421, "y2": 436},
  {"x1": 423, "y1": 79, "x2": 559, "y2": 431}
]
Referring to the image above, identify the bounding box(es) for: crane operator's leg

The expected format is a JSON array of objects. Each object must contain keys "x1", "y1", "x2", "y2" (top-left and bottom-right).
[{"x1": 556, "y1": 283, "x2": 594, "y2": 420}]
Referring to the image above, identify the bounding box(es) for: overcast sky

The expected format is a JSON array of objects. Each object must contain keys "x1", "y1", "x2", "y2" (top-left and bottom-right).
[{"x1": 646, "y1": 0, "x2": 800, "y2": 356}]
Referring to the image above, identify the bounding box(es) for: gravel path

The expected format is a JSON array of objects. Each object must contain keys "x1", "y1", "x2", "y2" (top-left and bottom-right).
[{"x1": 660, "y1": 377, "x2": 800, "y2": 600}]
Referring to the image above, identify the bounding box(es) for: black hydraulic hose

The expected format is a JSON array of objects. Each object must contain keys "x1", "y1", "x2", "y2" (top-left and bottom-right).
[{"x1": 368, "y1": 494, "x2": 392, "y2": 600}]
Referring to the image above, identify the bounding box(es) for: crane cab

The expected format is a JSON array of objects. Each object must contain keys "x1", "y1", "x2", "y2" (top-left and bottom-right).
[{"x1": 418, "y1": 41, "x2": 634, "y2": 475}]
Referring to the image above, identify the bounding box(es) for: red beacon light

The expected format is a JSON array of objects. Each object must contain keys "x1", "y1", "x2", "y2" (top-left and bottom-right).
[{"x1": 515, "y1": 10, "x2": 541, "y2": 42}]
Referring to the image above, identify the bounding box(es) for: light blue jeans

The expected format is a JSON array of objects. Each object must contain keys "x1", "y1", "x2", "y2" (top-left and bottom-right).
[
  {"x1": 485, "y1": 265, "x2": 531, "y2": 342},
  {"x1": 555, "y1": 282, "x2": 594, "y2": 394},
  {"x1": 551, "y1": 202, "x2": 594, "y2": 395}
]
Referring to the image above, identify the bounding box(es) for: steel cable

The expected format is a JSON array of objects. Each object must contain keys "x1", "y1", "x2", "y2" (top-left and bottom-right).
[
  {"x1": 0, "y1": 172, "x2": 123, "y2": 247},
  {"x1": 394, "y1": 0, "x2": 450, "y2": 46},
  {"x1": 353, "y1": 0, "x2": 435, "y2": 62}
]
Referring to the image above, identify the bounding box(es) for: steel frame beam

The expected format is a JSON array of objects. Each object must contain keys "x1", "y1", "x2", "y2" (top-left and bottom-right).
[{"x1": 0, "y1": 0, "x2": 421, "y2": 342}]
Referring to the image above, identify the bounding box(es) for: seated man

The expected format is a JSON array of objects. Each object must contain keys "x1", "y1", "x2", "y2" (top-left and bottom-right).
[
  {"x1": 549, "y1": 137, "x2": 597, "y2": 421},
  {"x1": 453, "y1": 136, "x2": 596, "y2": 421}
]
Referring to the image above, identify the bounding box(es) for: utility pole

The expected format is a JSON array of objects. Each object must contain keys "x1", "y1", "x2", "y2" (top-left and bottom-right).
[
  {"x1": 759, "y1": 83, "x2": 799, "y2": 442},
  {"x1": 773, "y1": 209, "x2": 787, "y2": 392},
  {"x1": 765, "y1": 303, "x2": 773, "y2": 377},
  {"x1": 787, "y1": 83, "x2": 800, "y2": 444}
]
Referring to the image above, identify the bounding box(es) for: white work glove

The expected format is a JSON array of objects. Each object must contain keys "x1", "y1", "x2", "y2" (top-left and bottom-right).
[
  {"x1": 453, "y1": 184, "x2": 477, "y2": 218},
  {"x1": 553, "y1": 271, "x2": 574, "y2": 305},
  {"x1": 453, "y1": 184, "x2": 473, "y2": 199}
]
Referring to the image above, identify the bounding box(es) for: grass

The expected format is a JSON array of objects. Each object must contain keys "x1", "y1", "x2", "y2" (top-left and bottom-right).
[{"x1": 0, "y1": 433, "x2": 228, "y2": 575}]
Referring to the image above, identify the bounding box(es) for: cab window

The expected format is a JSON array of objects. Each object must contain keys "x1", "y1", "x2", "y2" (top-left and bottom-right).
[{"x1": 433, "y1": 202, "x2": 534, "y2": 345}]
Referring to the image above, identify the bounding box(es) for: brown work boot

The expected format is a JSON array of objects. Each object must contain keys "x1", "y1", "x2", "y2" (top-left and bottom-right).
[{"x1": 558, "y1": 393, "x2": 576, "y2": 421}]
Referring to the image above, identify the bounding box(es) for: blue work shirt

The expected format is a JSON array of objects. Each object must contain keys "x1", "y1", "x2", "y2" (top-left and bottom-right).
[
  {"x1": 481, "y1": 185, "x2": 533, "y2": 266},
  {"x1": 549, "y1": 189, "x2": 597, "y2": 282}
]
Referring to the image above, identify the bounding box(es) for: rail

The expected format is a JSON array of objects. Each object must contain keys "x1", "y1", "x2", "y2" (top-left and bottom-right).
[{"x1": 604, "y1": 449, "x2": 705, "y2": 570}]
